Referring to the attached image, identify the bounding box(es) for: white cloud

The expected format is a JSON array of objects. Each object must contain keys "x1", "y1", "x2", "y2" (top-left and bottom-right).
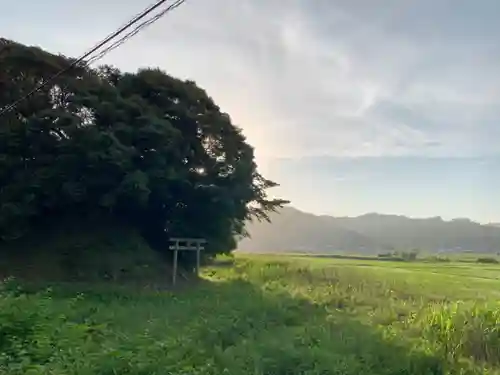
[{"x1": 3, "y1": 0, "x2": 500, "y2": 164}]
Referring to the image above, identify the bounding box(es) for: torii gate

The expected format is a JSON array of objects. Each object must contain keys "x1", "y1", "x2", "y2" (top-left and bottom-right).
[{"x1": 168, "y1": 237, "x2": 206, "y2": 285}]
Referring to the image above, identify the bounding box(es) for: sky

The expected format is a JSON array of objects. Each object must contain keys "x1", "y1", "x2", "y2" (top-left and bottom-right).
[{"x1": 2, "y1": 0, "x2": 500, "y2": 222}]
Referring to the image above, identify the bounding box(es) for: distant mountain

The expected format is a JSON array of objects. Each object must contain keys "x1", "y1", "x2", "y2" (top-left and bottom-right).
[{"x1": 238, "y1": 207, "x2": 500, "y2": 254}]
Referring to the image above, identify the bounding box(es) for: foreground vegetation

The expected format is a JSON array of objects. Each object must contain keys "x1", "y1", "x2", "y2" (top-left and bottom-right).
[{"x1": 2, "y1": 255, "x2": 500, "y2": 374}]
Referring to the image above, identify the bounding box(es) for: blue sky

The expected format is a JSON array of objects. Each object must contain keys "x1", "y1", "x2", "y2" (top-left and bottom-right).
[{"x1": 2, "y1": 0, "x2": 500, "y2": 222}]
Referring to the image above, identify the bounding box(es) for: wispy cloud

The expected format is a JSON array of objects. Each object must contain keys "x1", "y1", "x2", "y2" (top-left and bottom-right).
[
  {"x1": 2, "y1": 0, "x2": 500, "y2": 220},
  {"x1": 3, "y1": 0, "x2": 500, "y2": 162}
]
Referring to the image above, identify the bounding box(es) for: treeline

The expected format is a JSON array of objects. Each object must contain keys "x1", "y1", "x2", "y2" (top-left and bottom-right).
[{"x1": 0, "y1": 38, "x2": 286, "y2": 274}]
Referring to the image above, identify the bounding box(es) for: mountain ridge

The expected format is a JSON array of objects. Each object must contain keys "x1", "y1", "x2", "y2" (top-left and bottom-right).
[{"x1": 239, "y1": 206, "x2": 500, "y2": 254}]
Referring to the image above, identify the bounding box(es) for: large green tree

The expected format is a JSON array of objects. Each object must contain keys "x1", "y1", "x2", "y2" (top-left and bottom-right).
[{"x1": 0, "y1": 38, "x2": 287, "y2": 261}]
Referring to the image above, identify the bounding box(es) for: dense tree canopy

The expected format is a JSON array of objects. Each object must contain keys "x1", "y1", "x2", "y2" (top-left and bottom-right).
[{"x1": 0, "y1": 38, "x2": 287, "y2": 262}]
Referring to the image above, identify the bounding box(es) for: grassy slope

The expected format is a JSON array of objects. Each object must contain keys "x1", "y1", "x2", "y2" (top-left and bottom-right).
[
  {"x1": 0, "y1": 217, "x2": 167, "y2": 283},
  {"x1": 2, "y1": 255, "x2": 500, "y2": 374}
]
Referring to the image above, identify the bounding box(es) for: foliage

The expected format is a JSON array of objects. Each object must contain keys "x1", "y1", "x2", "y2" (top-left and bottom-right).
[
  {"x1": 0, "y1": 38, "x2": 286, "y2": 264},
  {"x1": 424, "y1": 255, "x2": 451, "y2": 263},
  {"x1": 376, "y1": 250, "x2": 418, "y2": 261},
  {"x1": 415, "y1": 302, "x2": 500, "y2": 366},
  {"x1": 0, "y1": 216, "x2": 166, "y2": 282},
  {"x1": 401, "y1": 250, "x2": 419, "y2": 261},
  {"x1": 0, "y1": 284, "x2": 103, "y2": 374},
  {"x1": 476, "y1": 257, "x2": 499, "y2": 264},
  {"x1": 2, "y1": 256, "x2": 500, "y2": 374}
]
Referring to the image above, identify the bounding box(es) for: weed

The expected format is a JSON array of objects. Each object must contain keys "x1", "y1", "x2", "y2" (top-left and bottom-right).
[{"x1": 1, "y1": 255, "x2": 500, "y2": 374}]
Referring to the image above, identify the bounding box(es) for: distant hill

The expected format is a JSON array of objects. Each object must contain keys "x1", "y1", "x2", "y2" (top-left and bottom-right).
[{"x1": 238, "y1": 207, "x2": 500, "y2": 254}]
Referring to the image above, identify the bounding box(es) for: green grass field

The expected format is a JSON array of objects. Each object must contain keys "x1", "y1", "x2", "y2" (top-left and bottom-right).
[{"x1": 2, "y1": 254, "x2": 500, "y2": 374}]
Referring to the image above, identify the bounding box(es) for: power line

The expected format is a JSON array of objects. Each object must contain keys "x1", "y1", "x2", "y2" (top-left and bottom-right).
[
  {"x1": 73, "y1": 0, "x2": 172, "y2": 67},
  {"x1": 0, "y1": 0, "x2": 186, "y2": 116},
  {"x1": 87, "y1": 0, "x2": 186, "y2": 66}
]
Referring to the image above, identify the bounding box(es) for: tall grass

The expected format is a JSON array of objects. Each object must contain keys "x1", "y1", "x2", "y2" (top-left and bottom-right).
[
  {"x1": 415, "y1": 302, "x2": 500, "y2": 365},
  {"x1": 1, "y1": 256, "x2": 500, "y2": 374}
]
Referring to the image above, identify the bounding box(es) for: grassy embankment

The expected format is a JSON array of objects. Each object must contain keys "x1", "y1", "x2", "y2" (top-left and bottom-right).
[{"x1": 2, "y1": 254, "x2": 500, "y2": 374}]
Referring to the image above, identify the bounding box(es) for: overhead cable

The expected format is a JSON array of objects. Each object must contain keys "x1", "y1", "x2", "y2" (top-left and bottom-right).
[{"x1": 0, "y1": 0, "x2": 187, "y2": 116}]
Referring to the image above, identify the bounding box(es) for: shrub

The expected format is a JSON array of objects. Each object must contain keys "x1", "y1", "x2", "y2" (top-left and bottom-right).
[
  {"x1": 476, "y1": 257, "x2": 499, "y2": 264},
  {"x1": 401, "y1": 251, "x2": 418, "y2": 261},
  {"x1": 424, "y1": 256, "x2": 451, "y2": 263},
  {"x1": 0, "y1": 281, "x2": 117, "y2": 374},
  {"x1": 0, "y1": 217, "x2": 167, "y2": 283}
]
